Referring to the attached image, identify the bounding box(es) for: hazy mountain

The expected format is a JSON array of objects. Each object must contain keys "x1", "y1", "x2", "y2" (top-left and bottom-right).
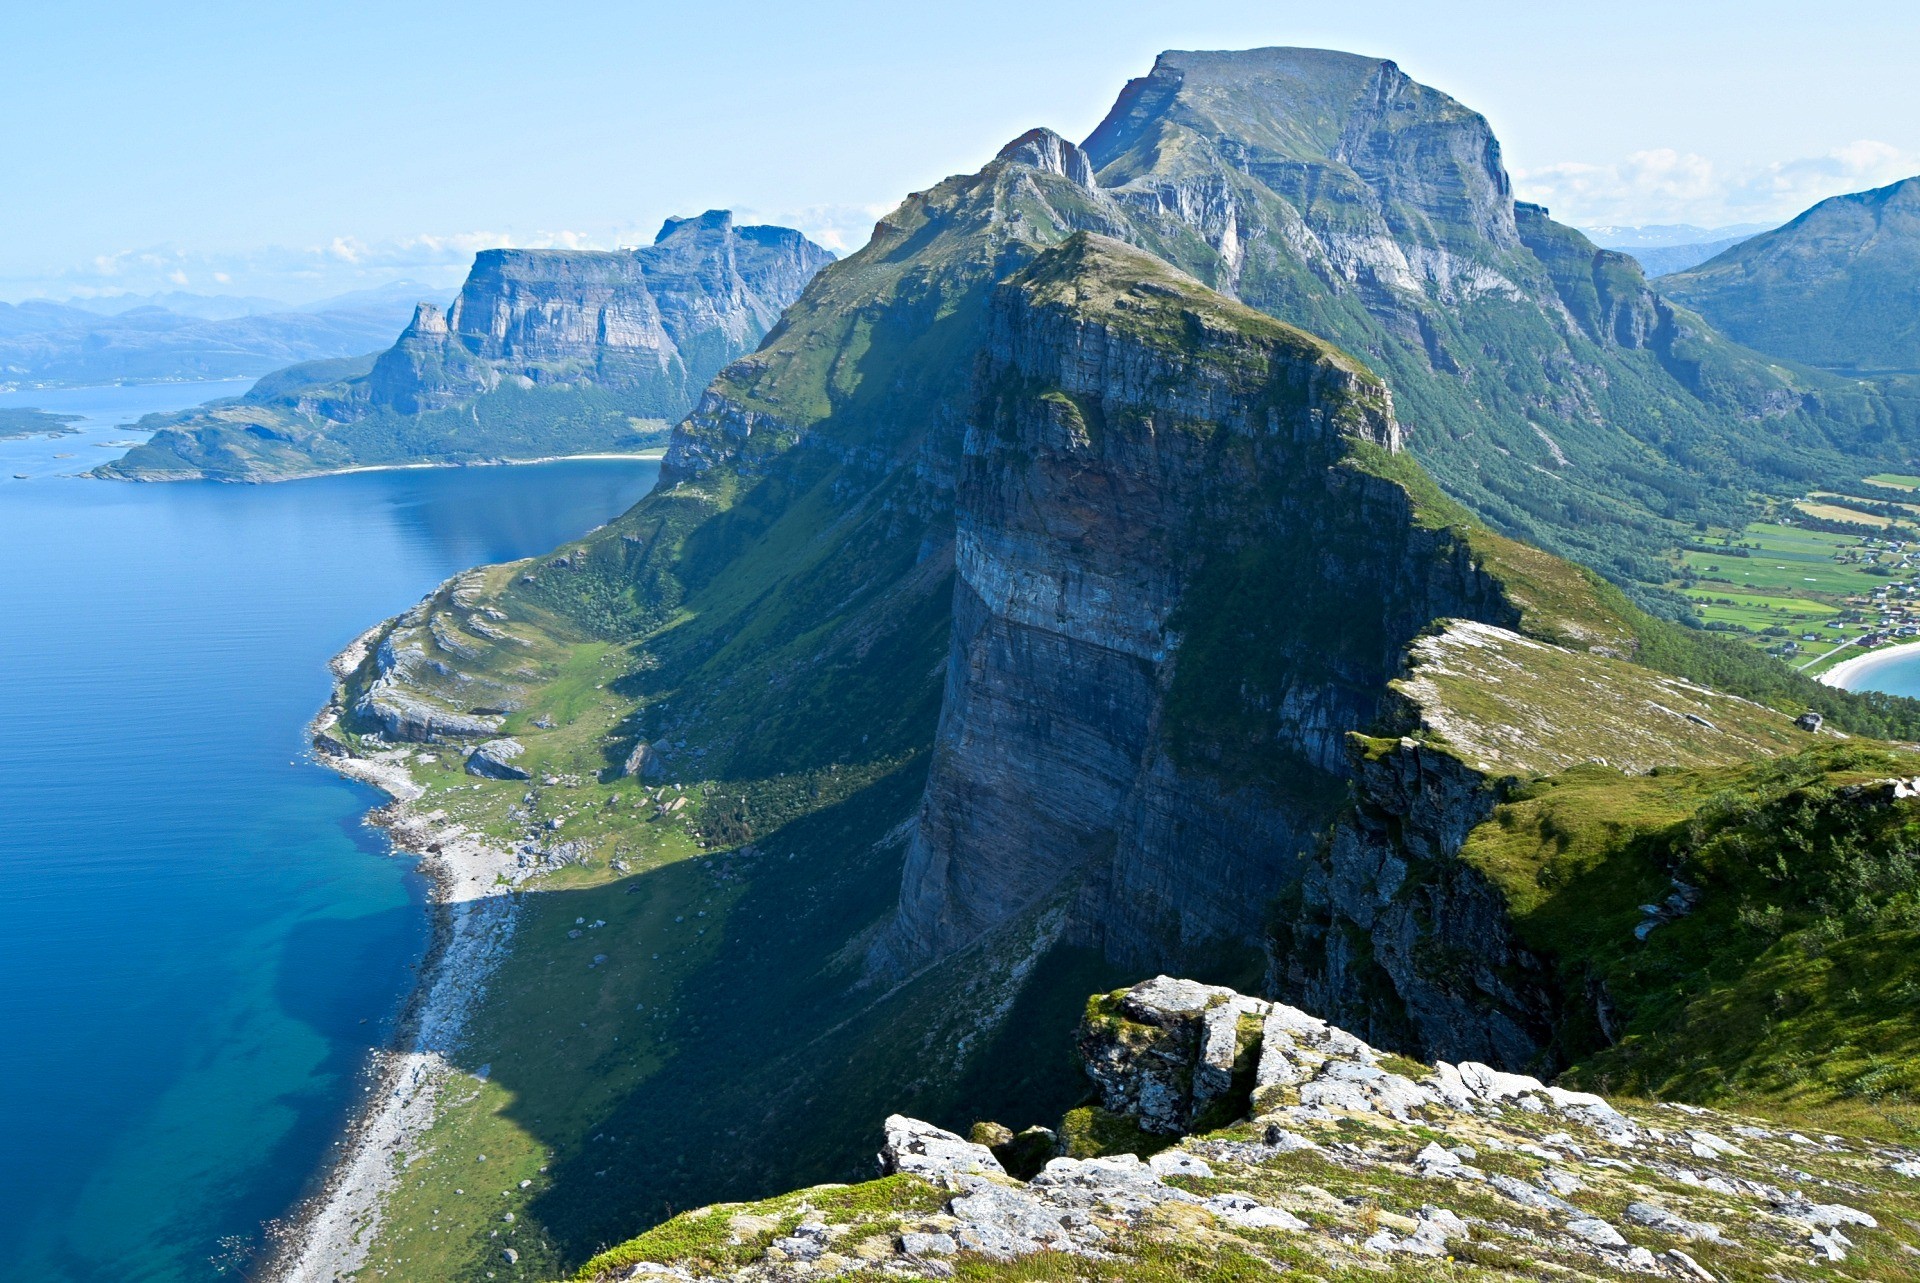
[
  {"x1": 1582, "y1": 221, "x2": 1773, "y2": 249},
  {"x1": 57, "y1": 290, "x2": 292, "y2": 319},
  {"x1": 96, "y1": 213, "x2": 834, "y2": 478},
  {"x1": 0, "y1": 285, "x2": 442, "y2": 387},
  {"x1": 1661, "y1": 175, "x2": 1920, "y2": 372}
]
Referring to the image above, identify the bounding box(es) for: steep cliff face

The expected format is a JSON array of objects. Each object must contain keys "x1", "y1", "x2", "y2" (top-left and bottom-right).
[
  {"x1": 367, "y1": 211, "x2": 834, "y2": 416},
  {"x1": 94, "y1": 211, "x2": 833, "y2": 479},
  {"x1": 876, "y1": 235, "x2": 1520, "y2": 977}
]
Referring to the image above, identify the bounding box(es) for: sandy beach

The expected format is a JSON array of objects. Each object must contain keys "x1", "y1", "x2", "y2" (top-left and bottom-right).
[
  {"x1": 260, "y1": 622, "x2": 529, "y2": 1283},
  {"x1": 1817, "y1": 637, "x2": 1920, "y2": 689}
]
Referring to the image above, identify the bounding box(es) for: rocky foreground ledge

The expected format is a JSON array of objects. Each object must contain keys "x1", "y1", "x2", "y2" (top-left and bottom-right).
[{"x1": 578, "y1": 977, "x2": 1920, "y2": 1283}]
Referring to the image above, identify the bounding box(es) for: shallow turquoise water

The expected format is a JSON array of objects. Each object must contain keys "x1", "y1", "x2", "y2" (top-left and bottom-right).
[
  {"x1": 0, "y1": 386, "x2": 659, "y2": 1282},
  {"x1": 1832, "y1": 647, "x2": 1920, "y2": 699}
]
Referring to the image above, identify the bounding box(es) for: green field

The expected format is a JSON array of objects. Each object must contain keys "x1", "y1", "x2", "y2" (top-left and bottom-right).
[
  {"x1": 1867, "y1": 473, "x2": 1920, "y2": 491},
  {"x1": 1674, "y1": 497, "x2": 1920, "y2": 663}
]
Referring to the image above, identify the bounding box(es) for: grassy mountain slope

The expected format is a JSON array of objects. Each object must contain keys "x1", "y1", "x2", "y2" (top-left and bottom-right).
[
  {"x1": 1663, "y1": 176, "x2": 1920, "y2": 373},
  {"x1": 1462, "y1": 744, "x2": 1920, "y2": 1122}
]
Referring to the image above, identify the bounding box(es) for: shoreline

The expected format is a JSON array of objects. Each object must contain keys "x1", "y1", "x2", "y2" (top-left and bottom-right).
[
  {"x1": 97, "y1": 448, "x2": 667, "y2": 485},
  {"x1": 257, "y1": 617, "x2": 529, "y2": 1283},
  {"x1": 1817, "y1": 637, "x2": 1920, "y2": 690}
]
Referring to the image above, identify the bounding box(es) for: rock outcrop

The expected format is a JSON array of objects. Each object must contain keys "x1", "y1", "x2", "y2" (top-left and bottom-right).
[
  {"x1": 466, "y1": 737, "x2": 530, "y2": 780},
  {"x1": 582, "y1": 977, "x2": 1920, "y2": 1282}
]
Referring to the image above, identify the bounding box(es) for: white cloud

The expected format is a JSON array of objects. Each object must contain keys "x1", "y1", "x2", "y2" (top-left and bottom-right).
[
  {"x1": 733, "y1": 201, "x2": 897, "y2": 255},
  {"x1": 3, "y1": 206, "x2": 885, "y2": 305},
  {"x1": 1514, "y1": 140, "x2": 1919, "y2": 229},
  {"x1": 3, "y1": 229, "x2": 617, "y2": 305}
]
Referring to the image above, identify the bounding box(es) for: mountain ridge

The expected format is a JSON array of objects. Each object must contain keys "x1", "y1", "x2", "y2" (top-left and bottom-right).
[
  {"x1": 1662, "y1": 175, "x2": 1920, "y2": 373},
  {"x1": 94, "y1": 212, "x2": 834, "y2": 480}
]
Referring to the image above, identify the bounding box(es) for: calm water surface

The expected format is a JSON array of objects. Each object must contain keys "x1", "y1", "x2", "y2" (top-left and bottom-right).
[
  {"x1": 0, "y1": 384, "x2": 659, "y2": 1282},
  {"x1": 1832, "y1": 646, "x2": 1920, "y2": 699}
]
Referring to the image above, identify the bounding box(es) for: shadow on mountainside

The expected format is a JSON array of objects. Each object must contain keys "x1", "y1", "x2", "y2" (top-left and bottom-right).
[{"x1": 288, "y1": 762, "x2": 1155, "y2": 1274}]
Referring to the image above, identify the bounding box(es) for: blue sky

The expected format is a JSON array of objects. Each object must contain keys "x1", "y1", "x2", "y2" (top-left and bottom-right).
[{"x1": 6, "y1": 0, "x2": 1917, "y2": 302}]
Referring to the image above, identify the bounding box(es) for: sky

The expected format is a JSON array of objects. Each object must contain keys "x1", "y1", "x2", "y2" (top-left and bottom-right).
[{"x1": 5, "y1": 0, "x2": 1917, "y2": 303}]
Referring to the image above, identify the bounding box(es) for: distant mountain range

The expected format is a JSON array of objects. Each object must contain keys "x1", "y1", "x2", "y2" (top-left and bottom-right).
[
  {"x1": 0, "y1": 282, "x2": 453, "y2": 388},
  {"x1": 96, "y1": 212, "x2": 834, "y2": 479},
  {"x1": 1580, "y1": 222, "x2": 1773, "y2": 277},
  {"x1": 1661, "y1": 176, "x2": 1920, "y2": 372},
  {"x1": 1583, "y1": 222, "x2": 1774, "y2": 249}
]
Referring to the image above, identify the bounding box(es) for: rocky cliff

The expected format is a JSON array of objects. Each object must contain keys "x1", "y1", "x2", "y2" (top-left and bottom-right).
[
  {"x1": 874, "y1": 234, "x2": 1522, "y2": 978},
  {"x1": 94, "y1": 211, "x2": 833, "y2": 480},
  {"x1": 367, "y1": 211, "x2": 833, "y2": 416},
  {"x1": 575, "y1": 976, "x2": 1920, "y2": 1283}
]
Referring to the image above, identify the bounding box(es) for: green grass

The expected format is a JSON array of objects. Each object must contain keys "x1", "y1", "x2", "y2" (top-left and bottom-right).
[
  {"x1": 1868, "y1": 473, "x2": 1920, "y2": 491},
  {"x1": 1456, "y1": 744, "x2": 1920, "y2": 1119}
]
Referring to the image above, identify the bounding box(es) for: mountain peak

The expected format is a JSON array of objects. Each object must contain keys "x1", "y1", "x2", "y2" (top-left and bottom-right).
[
  {"x1": 654, "y1": 209, "x2": 734, "y2": 244},
  {"x1": 1661, "y1": 172, "x2": 1920, "y2": 371},
  {"x1": 403, "y1": 301, "x2": 447, "y2": 337},
  {"x1": 995, "y1": 128, "x2": 1096, "y2": 189}
]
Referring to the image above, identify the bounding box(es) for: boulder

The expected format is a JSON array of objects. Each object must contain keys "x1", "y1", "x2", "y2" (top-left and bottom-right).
[
  {"x1": 467, "y1": 738, "x2": 531, "y2": 780},
  {"x1": 877, "y1": 1115, "x2": 1005, "y2": 1182},
  {"x1": 624, "y1": 739, "x2": 665, "y2": 779}
]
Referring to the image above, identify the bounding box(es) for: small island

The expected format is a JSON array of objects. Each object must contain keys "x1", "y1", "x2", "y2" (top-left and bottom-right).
[{"x1": 0, "y1": 407, "x2": 83, "y2": 440}]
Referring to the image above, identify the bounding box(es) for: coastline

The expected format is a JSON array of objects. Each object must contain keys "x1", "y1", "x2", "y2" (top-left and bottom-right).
[
  {"x1": 1817, "y1": 637, "x2": 1920, "y2": 690},
  {"x1": 258, "y1": 619, "x2": 529, "y2": 1283},
  {"x1": 97, "y1": 447, "x2": 667, "y2": 485}
]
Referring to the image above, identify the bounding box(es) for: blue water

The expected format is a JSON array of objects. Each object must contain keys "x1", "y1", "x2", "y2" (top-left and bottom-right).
[
  {"x1": 1833, "y1": 646, "x2": 1920, "y2": 699},
  {"x1": 0, "y1": 384, "x2": 659, "y2": 1282}
]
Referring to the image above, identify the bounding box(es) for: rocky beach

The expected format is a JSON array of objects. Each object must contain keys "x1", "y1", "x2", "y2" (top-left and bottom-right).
[{"x1": 265, "y1": 624, "x2": 533, "y2": 1283}]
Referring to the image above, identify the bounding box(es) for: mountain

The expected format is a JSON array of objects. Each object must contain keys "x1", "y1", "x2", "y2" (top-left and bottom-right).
[
  {"x1": 94, "y1": 212, "x2": 834, "y2": 480},
  {"x1": 60, "y1": 290, "x2": 293, "y2": 319},
  {"x1": 1584, "y1": 224, "x2": 1771, "y2": 280},
  {"x1": 1662, "y1": 176, "x2": 1920, "y2": 372},
  {"x1": 1583, "y1": 222, "x2": 1773, "y2": 249},
  {"x1": 291, "y1": 48, "x2": 1920, "y2": 1277},
  {"x1": 1619, "y1": 235, "x2": 1755, "y2": 277},
  {"x1": 0, "y1": 290, "x2": 433, "y2": 387},
  {"x1": 1075, "y1": 49, "x2": 1910, "y2": 600}
]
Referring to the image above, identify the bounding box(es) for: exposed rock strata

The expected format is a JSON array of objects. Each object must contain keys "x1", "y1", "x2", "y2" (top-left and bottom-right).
[
  {"x1": 875, "y1": 234, "x2": 1516, "y2": 978},
  {"x1": 367, "y1": 211, "x2": 834, "y2": 417}
]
